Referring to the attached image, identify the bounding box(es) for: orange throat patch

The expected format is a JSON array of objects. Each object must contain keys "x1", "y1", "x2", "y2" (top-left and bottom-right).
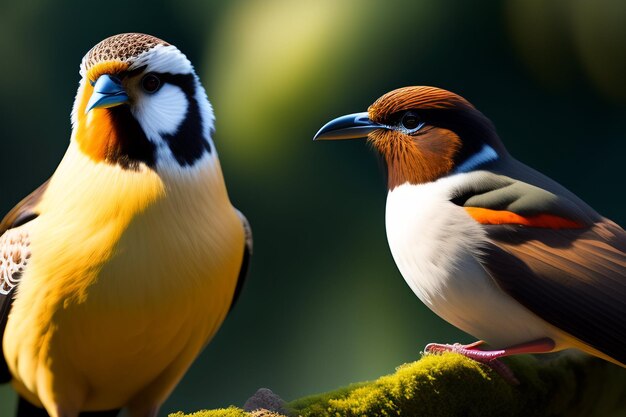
[{"x1": 369, "y1": 127, "x2": 461, "y2": 190}]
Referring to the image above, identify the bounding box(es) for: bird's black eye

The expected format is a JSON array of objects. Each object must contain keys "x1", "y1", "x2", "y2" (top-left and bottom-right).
[
  {"x1": 141, "y1": 73, "x2": 161, "y2": 93},
  {"x1": 400, "y1": 111, "x2": 423, "y2": 132}
]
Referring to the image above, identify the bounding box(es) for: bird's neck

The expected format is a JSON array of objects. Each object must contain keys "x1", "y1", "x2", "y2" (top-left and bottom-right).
[
  {"x1": 39, "y1": 142, "x2": 164, "y2": 230},
  {"x1": 41, "y1": 142, "x2": 230, "y2": 233},
  {"x1": 445, "y1": 109, "x2": 508, "y2": 171}
]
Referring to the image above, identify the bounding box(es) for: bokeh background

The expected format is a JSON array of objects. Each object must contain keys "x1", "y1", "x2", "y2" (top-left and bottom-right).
[{"x1": 1, "y1": 0, "x2": 625, "y2": 415}]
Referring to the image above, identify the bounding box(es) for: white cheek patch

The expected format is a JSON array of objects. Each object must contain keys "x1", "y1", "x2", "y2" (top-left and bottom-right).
[{"x1": 132, "y1": 83, "x2": 189, "y2": 141}]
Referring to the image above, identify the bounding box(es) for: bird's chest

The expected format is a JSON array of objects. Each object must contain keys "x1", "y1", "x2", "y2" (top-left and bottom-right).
[
  {"x1": 383, "y1": 181, "x2": 570, "y2": 348},
  {"x1": 62, "y1": 197, "x2": 243, "y2": 354},
  {"x1": 384, "y1": 182, "x2": 492, "y2": 321},
  {"x1": 6, "y1": 191, "x2": 243, "y2": 404}
]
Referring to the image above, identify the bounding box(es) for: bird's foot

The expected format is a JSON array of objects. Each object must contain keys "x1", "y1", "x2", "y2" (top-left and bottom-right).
[
  {"x1": 424, "y1": 338, "x2": 555, "y2": 385},
  {"x1": 424, "y1": 340, "x2": 520, "y2": 384}
]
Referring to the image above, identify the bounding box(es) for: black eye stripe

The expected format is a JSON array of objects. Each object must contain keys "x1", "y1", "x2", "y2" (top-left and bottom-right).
[
  {"x1": 128, "y1": 71, "x2": 197, "y2": 94},
  {"x1": 154, "y1": 73, "x2": 195, "y2": 92}
]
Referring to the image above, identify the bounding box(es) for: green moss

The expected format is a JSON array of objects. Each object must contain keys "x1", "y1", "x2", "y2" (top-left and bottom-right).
[
  {"x1": 169, "y1": 406, "x2": 250, "y2": 417},
  {"x1": 290, "y1": 353, "x2": 518, "y2": 417},
  {"x1": 171, "y1": 353, "x2": 626, "y2": 417}
]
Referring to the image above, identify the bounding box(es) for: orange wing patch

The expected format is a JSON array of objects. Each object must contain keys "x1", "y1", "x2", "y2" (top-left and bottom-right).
[{"x1": 465, "y1": 207, "x2": 585, "y2": 229}]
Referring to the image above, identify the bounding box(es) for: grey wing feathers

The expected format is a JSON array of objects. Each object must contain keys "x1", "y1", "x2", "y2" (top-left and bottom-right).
[
  {"x1": 1, "y1": 180, "x2": 48, "y2": 383},
  {"x1": 451, "y1": 172, "x2": 596, "y2": 225},
  {"x1": 482, "y1": 219, "x2": 626, "y2": 365},
  {"x1": 229, "y1": 210, "x2": 252, "y2": 313}
]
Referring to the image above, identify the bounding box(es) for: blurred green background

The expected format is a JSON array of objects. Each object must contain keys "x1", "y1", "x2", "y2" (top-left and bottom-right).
[{"x1": 1, "y1": 0, "x2": 625, "y2": 415}]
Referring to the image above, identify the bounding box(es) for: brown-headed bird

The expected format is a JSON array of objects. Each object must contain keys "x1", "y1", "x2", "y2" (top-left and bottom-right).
[
  {"x1": 0, "y1": 33, "x2": 252, "y2": 417},
  {"x1": 314, "y1": 86, "x2": 625, "y2": 381}
]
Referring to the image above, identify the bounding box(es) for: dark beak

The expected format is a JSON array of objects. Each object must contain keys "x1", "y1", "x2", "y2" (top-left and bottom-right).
[{"x1": 313, "y1": 112, "x2": 384, "y2": 141}]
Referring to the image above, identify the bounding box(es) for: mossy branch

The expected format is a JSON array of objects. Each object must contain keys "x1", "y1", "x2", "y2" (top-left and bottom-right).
[{"x1": 170, "y1": 353, "x2": 626, "y2": 417}]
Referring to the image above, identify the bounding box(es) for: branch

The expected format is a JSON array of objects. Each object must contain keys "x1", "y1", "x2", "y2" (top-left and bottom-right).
[{"x1": 170, "y1": 353, "x2": 626, "y2": 417}]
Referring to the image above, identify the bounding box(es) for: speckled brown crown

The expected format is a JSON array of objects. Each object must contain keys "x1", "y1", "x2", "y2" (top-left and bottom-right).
[{"x1": 83, "y1": 33, "x2": 169, "y2": 71}]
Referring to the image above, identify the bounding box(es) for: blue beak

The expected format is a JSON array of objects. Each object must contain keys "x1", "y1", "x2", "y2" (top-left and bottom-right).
[
  {"x1": 313, "y1": 112, "x2": 384, "y2": 141},
  {"x1": 86, "y1": 74, "x2": 129, "y2": 113}
]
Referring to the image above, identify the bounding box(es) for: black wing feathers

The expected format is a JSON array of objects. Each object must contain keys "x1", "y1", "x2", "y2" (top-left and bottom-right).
[{"x1": 228, "y1": 212, "x2": 253, "y2": 313}]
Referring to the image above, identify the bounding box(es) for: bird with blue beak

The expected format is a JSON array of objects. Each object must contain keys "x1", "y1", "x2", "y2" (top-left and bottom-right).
[
  {"x1": 315, "y1": 86, "x2": 626, "y2": 383},
  {"x1": 0, "y1": 33, "x2": 252, "y2": 416}
]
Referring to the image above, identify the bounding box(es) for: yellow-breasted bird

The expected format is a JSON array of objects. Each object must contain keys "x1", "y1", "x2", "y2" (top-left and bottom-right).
[
  {"x1": 314, "y1": 86, "x2": 626, "y2": 382},
  {"x1": 0, "y1": 33, "x2": 252, "y2": 417}
]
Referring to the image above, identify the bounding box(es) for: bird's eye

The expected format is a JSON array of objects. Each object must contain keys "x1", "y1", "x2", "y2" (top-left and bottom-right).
[
  {"x1": 400, "y1": 111, "x2": 424, "y2": 133},
  {"x1": 141, "y1": 73, "x2": 161, "y2": 93}
]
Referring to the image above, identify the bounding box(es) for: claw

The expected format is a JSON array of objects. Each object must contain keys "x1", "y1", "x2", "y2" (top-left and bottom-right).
[
  {"x1": 424, "y1": 341, "x2": 518, "y2": 385},
  {"x1": 423, "y1": 338, "x2": 555, "y2": 385},
  {"x1": 486, "y1": 359, "x2": 520, "y2": 385}
]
